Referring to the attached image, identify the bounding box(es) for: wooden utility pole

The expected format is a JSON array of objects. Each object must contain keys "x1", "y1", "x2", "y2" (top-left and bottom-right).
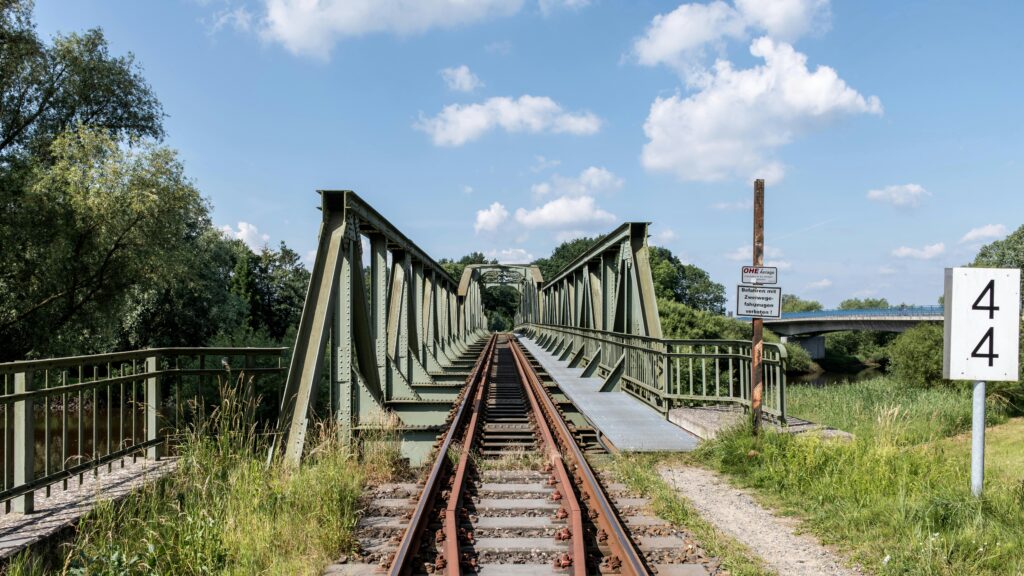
[{"x1": 751, "y1": 179, "x2": 765, "y2": 435}]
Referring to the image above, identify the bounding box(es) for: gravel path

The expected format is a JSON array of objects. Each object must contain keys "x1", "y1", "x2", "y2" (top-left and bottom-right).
[{"x1": 660, "y1": 465, "x2": 865, "y2": 576}]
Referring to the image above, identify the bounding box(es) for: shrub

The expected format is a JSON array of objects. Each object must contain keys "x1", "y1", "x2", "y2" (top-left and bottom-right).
[
  {"x1": 783, "y1": 342, "x2": 814, "y2": 374},
  {"x1": 888, "y1": 323, "x2": 945, "y2": 388}
]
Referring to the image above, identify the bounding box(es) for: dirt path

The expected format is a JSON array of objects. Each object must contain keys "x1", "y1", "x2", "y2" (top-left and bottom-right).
[{"x1": 660, "y1": 465, "x2": 865, "y2": 576}]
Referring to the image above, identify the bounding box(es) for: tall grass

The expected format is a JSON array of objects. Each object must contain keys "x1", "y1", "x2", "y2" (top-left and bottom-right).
[
  {"x1": 694, "y1": 377, "x2": 1024, "y2": 575},
  {"x1": 788, "y1": 376, "x2": 1008, "y2": 443},
  {"x1": 9, "y1": 374, "x2": 382, "y2": 576}
]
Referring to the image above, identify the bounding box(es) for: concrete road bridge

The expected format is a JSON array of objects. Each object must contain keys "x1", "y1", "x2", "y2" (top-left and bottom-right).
[
  {"x1": 763, "y1": 307, "x2": 943, "y2": 358},
  {"x1": 0, "y1": 190, "x2": 788, "y2": 538}
]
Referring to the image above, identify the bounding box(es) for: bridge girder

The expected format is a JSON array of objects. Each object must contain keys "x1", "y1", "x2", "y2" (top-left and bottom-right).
[{"x1": 458, "y1": 264, "x2": 544, "y2": 327}]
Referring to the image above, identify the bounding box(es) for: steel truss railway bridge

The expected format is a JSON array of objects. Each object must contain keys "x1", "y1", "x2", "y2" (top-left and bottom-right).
[{"x1": 0, "y1": 190, "x2": 788, "y2": 522}]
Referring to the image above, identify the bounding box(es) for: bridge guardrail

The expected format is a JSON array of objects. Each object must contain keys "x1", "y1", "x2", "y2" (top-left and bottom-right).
[
  {"x1": 516, "y1": 324, "x2": 787, "y2": 423},
  {"x1": 0, "y1": 347, "x2": 286, "y2": 514},
  {"x1": 770, "y1": 305, "x2": 944, "y2": 321}
]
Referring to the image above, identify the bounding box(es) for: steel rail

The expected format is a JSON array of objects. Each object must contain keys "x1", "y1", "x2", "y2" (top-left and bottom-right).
[
  {"x1": 509, "y1": 336, "x2": 650, "y2": 575},
  {"x1": 509, "y1": 339, "x2": 587, "y2": 574},
  {"x1": 440, "y1": 340, "x2": 493, "y2": 574},
  {"x1": 388, "y1": 334, "x2": 497, "y2": 576}
]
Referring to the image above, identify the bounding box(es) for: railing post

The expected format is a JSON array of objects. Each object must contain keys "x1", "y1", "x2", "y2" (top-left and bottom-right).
[
  {"x1": 13, "y1": 370, "x2": 34, "y2": 513},
  {"x1": 146, "y1": 355, "x2": 163, "y2": 460}
]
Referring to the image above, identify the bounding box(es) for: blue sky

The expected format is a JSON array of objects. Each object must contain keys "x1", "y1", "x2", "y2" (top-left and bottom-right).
[{"x1": 34, "y1": 0, "x2": 1024, "y2": 308}]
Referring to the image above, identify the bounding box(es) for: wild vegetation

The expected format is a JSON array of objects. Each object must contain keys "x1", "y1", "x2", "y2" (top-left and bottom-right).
[
  {"x1": 7, "y1": 376, "x2": 398, "y2": 576},
  {"x1": 692, "y1": 379, "x2": 1024, "y2": 576}
]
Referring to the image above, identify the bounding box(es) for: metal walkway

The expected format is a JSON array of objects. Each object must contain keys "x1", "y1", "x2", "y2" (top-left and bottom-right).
[{"x1": 517, "y1": 336, "x2": 698, "y2": 452}]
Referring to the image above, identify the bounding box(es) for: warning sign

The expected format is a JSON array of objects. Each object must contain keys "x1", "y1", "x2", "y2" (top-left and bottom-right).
[{"x1": 736, "y1": 285, "x2": 782, "y2": 318}]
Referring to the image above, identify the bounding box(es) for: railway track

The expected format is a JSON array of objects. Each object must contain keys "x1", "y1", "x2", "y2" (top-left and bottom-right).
[{"x1": 329, "y1": 334, "x2": 716, "y2": 576}]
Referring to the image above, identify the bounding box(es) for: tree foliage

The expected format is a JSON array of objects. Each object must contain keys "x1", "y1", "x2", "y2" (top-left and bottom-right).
[
  {"x1": 781, "y1": 294, "x2": 822, "y2": 313},
  {"x1": 0, "y1": 126, "x2": 206, "y2": 358},
  {"x1": 0, "y1": 3, "x2": 309, "y2": 360},
  {"x1": 532, "y1": 236, "x2": 602, "y2": 281},
  {"x1": 839, "y1": 297, "x2": 890, "y2": 310},
  {"x1": 888, "y1": 324, "x2": 945, "y2": 388},
  {"x1": 649, "y1": 247, "x2": 726, "y2": 314},
  {"x1": 438, "y1": 251, "x2": 493, "y2": 282},
  {"x1": 973, "y1": 224, "x2": 1024, "y2": 305}
]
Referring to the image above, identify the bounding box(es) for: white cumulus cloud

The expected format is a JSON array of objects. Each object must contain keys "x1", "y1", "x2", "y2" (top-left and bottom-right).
[
  {"x1": 415, "y1": 95, "x2": 601, "y2": 147},
  {"x1": 725, "y1": 244, "x2": 790, "y2": 269},
  {"x1": 440, "y1": 65, "x2": 483, "y2": 92},
  {"x1": 641, "y1": 37, "x2": 881, "y2": 183},
  {"x1": 487, "y1": 248, "x2": 534, "y2": 263},
  {"x1": 633, "y1": 0, "x2": 830, "y2": 73},
  {"x1": 474, "y1": 202, "x2": 509, "y2": 233},
  {"x1": 514, "y1": 196, "x2": 615, "y2": 229},
  {"x1": 650, "y1": 228, "x2": 678, "y2": 246},
  {"x1": 539, "y1": 0, "x2": 590, "y2": 16},
  {"x1": 260, "y1": 0, "x2": 523, "y2": 58},
  {"x1": 892, "y1": 243, "x2": 945, "y2": 260},
  {"x1": 531, "y1": 166, "x2": 623, "y2": 197},
  {"x1": 806, "y1": 278, "x2": 832, "y2": 290},
  {"x1": 220, "y1": 221, "x2": 270, "y2": 250},
  {"x1": 866, "y1": 183, "x2": 930, "y2": 207},
  {"x1": 960, "y1": 224, "x2": 1007, "y2": 244}
]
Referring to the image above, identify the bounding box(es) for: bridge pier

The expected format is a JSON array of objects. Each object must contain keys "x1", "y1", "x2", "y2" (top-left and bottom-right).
[{"x1": 786, "y1": 335, "x2": 826, "y2": 360}]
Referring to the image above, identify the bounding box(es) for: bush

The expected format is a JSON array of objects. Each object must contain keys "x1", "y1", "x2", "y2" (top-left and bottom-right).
[
  {"x1": 888, "y1": 323, "x2": 945, "y2": 388},
  {"x1": 783, "y1": 342, "x2": 814, "y2": 374}
]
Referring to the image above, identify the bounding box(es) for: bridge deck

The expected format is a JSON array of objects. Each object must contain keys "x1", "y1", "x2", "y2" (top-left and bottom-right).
[{"x1": 517, "y1": 336, "x2": 698, "y2": 452}]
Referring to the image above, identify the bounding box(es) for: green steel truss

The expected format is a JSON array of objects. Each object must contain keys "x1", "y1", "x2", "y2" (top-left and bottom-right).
[
  {"x1": 539, "y1": 222, "x2": 662, "y2": 338},
  {"x1": 275, "y1": 191, "x2": 490, "y2": 465},
  {"x1": 276, "y1": 195, "x2": 784, "y2": 465}
]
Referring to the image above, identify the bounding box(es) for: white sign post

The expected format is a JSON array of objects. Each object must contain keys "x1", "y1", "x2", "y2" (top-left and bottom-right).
[
  {"x1": 943, "y1": 267, "x2": 1021, "y2": 497},
  {"x1": 737, "y1": 285, "x2": 782, "y2": 318}
]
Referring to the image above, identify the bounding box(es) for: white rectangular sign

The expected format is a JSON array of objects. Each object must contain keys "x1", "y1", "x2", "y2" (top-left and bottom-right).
[
  {"x1": 741, "y1": 266, "x2": 778, "y2": 285},
  {"x1": 737, "y1": 285, "x2": 782, "y2": 318},
  {"x1": 943, "y1": 267, "x2": 1021, "y2": 381}
]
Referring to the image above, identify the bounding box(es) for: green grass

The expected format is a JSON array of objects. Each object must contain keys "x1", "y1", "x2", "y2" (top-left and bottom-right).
[
  {"x1": 692, "y1": 377, "x2": 1024, "y2": 575},
  {"x1": 8, "y1": 377, "x2": 400, "y2": 576},
  {"x1": 611, "y1": 454, "x2": 775, "y2": 576},
  {"x1": 788, "y1": 376, "x2": 1008, "y2": 443}
]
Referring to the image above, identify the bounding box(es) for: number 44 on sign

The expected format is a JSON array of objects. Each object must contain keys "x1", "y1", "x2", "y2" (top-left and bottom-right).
[{"x1": 943, "y1": 268, "x2": 1021, "y2": 381}]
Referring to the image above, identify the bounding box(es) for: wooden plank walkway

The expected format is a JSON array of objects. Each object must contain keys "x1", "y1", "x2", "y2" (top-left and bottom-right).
[{"x1": 0, "y1": 458, "x2": 177, "y2": 559}]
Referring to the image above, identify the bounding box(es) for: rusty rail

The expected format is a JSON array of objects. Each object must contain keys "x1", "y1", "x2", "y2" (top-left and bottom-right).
[
  {"x1": 509, "y1": 336, "x2": 650, "y2": 575},
  {"x1": 510, "y1": 337, "x2": 587, "y2": 573},
  {"x1": 387, "y1": 334, "x2": 498, "y2": 576}
]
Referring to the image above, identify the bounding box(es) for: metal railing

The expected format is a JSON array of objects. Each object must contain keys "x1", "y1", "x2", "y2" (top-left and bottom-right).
[
  {"x1": 774, "y1": 305, "x2": 944, "y2": 320},
  {"x1": 517, "y1": 324, "x2": 787, "y2": 422},
  {"x1": 0, "y1": 347, "x2": 286, "y2": 514}
]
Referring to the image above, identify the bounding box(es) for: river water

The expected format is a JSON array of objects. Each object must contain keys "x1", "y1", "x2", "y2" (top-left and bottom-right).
[{"x1": 789, "y1": 368, "x2": 883, "y2": 387}]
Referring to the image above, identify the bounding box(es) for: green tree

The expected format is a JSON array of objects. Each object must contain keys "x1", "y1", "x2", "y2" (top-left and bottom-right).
[
  {"x1": 532, "y1": 236, "x2": 603, "y2": 281},
  {"x1": 781, "y1": 294, "x2": 823, "y2": 313},
  {"x1": 972, "y1": 224, "x2": 1024, "y2": 305},
  {"x1": 649, "y1": 247, "x2": 726, "y2": 314},
  {"x1": 439, "y1": 251, "x2": 494, "y2": 282},
  {"x1": 1, "y1": 1, "x2": 162, "y2": 191},
  {"x1": 0, "y1": 126, "x2": 206, "y2": 359},
  {"x1": 888, "y1": 324, "x2": 945, "y2": 388},
  {"x1": 839, "y1": 297, "x2": 890, "y2": 310},
  {"x1": 482, "y1": 285, "x2": 520, "y2": 331}
]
